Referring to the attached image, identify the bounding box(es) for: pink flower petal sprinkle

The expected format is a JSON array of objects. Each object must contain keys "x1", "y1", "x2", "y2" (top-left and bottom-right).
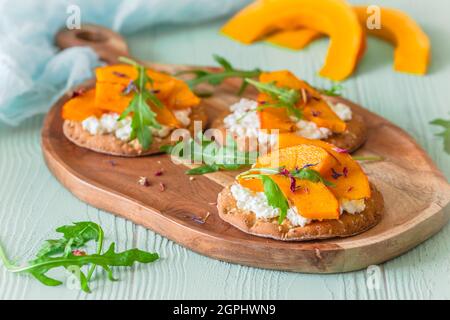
[
  {"x1": 72, "y1": 250, "x2": 86, "y2": 256},
  {"x1": 332, "y1": 147, "x2": 349, "y2": 153}
]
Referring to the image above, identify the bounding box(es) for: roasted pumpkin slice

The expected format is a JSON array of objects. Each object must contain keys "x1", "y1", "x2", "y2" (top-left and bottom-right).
[
  {"x1": 285, "y1": 178, "x2": 340, "y2": 220},
  {"x1": 95, "y1": 82, "x2": 131, "y2": 114},
  {"x1": 95, "y1": 64, "x2": 136, "y2": 85},
  {"x1": 258, "y1": 71, "x2": 346, "y2": 133},
  {"x1": 259, "y1": 107, "x2": 296, "y2": 132},
  {"x1": 95, "y1": 81, "x2": 176, "y2": 113},
  {"x1": 303, "y1": 99, "x2": 346, "y2": 133},
  {"x1": 238, "y1": 174, "x2": 264, "y2": 193},
  {"x1": 95, "y1": 64, "x2": 200, "y2": 109},
  {"x1": 163, "y1": 80, "x2": 202, "y2": 110},
  {"x1": 276, "y1": 133, "x2": 371, "y2": 200},
  {"x1": 221, "y1": 0, "x2": 364, "y2": 80},
  {"x1": 238, "y1": 174, "x2": 339, "y2": 220},
  {"x1": 154, "y1": 105, "x2": 181, "y2": 128},
  {"x1": 63, "y1": 87, "x2": 180, "y2": 127},
  {"x1": 255, "y1": 144, "x2": 337, "y2": 174},
  {"x1": 62, "y1": 89, "x2": 104, "y2": 121},
  {"x1": 354, "y1": 6, "x2": 430, "y2": 75}
]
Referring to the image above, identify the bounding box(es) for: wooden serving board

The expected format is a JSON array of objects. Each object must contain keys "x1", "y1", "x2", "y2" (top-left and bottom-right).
[{"x1": 41, "y1": 61, "x2": 450, "y2": 273}]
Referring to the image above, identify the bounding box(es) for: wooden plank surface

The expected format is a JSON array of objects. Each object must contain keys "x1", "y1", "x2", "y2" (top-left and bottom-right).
[{"x1": 1, "y1": 0, "x2": 450, "y2": 299}]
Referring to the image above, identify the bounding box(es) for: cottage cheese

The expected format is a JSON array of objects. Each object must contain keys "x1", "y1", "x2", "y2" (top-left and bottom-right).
[
  {"x1": 81, "y1": 108, "x2": 192, "y2": 142},
  {"x1": 295, "y1": 120, "x2": 332, "y2": 139},
  {"x1": 329, "y1": 102, "x2": 352, "y2": 121},
  {"x1": 100, "y1": 113, "x2": 120, "y2": 133},
  {"x1": 340, "y1": 198, "x2": 366, "y2": 215},
  {"x1": 115, "y1": 117, "x2": 133, "y2": 141},
  {"x1": 173, "y1": 109, "x2": 192, "y2": 127},
  {"x1": 286, "y1": 206, "x2": 312, "y2": 227},
  {"x1": 230, "y1": 183, "x2": 366, "y2": 227},
  {"x1": 223, "y1": 99, "x2": 260, "y2": 138},
  {"x1": 82, "y1": 116, "x2": 102, "y2": 135},
  {"x1": 230, "y1": 183, "x2": 280, "y2": 220},
  {"x1": 223, "y1": 99, "x2": 278, "y2": 146}
]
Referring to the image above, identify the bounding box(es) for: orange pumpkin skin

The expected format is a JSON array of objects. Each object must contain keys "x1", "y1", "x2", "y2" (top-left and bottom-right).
[
  {"x1": 62, "y1": 89, "x2": 104, "y2": 121},
  {"x1": 221, "y1": 0, "x2": 364, "y2": 81},
  {"x1": 276, "y1": 133, "x2": 371, "y2": 200},
  {"x1": 258, "y1": 71, "x2": 346, "y2": 133}
]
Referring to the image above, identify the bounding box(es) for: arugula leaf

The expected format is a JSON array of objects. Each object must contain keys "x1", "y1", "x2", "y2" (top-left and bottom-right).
[
  {"x1": 186, "y1": 164, "x2": 220, "y2": 175},
  {"x1": 11, "y1": 244, "x2": 158, "y2": 287},
  {"x1": 352, "y1": 155, "x2": 384, "y2": 161},
  {"x1": 260, "y1": 175, "x2": 290, "y2": 225},
  {"x1": 118, "y1": 57, "x2": 164, "y2": 151},
  {"x1": 36, "y1": 222, "x2": 100, "y2": 258},
  {"x1": 161, "y1": 134, "x2": 258, "y2": 175},
  {"x1": 319, "y1": 84, "x2": 343, "y2": 97},
  {"x1": 177, "y1": 55, "x2": 261, "y2": 95},
  {"x1": 291, "y1": 168, "x2": 335, "y2": 187},
  {"x1": 0, "y1": 221, "x2": 159, "y2": 293},
  {"x1": 245, "y1": 78, "x2": 303, "y2": 120},
  {"x1": 430, "y1": 118, "x2": 450, "y2": 154}
]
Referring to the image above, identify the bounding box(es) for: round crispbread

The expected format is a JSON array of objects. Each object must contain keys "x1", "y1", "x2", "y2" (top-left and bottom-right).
[
  {"x1": 210, "y1": 104, "x2": 367, "y2": 153},
  {"x1": 63, "y1": 105, "x2": 207, "y2": 157},
  {"x1": 217, "y1": 183, "x2": 383, "y2": 241}
]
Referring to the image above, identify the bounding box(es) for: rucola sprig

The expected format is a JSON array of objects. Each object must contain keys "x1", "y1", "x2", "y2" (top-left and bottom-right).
[
  {"x1": 0, "y1": 221, "x2": 159, "y2": 293},
  {"x1": 176, "y1": 55, "x2": 261, "y2": 95},
  {"x1": 118, "y1": 57, "x2": 165, "y2": 151}
]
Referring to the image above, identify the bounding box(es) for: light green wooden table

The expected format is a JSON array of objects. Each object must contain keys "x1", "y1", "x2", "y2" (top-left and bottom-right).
[{"x1": 1, "y1": 0, "x2": 449, "y2": 299}]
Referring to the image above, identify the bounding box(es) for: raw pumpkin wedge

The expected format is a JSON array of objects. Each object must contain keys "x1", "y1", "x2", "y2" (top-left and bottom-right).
[
  {"x1": 276, "y1": 133, "x2": 371, "y2": 200},
  {"x1": 354, "y1": 6, "x2": 430, "y2": 75},
  {"x1": 266, "y1": 29, "x2": 322, "y2": 50},
  {"x1": 267, "y1": 6, "x2": 430, "y2": 75},
  {"x1": 255, "y1": 144, "x2": 338, "y2": 174},
  {"x1": 62, "y1": 89, "x2": 104, "y2": 121},
  {"x1": 258, "y1": 71, "x2": 346, "y2": 133},
  {"x1": 221, "y1": 0, "x2": 364, "y2": 80},
  {"x1": 264, "y1": 28, "x2": 367, "y2": 61}
]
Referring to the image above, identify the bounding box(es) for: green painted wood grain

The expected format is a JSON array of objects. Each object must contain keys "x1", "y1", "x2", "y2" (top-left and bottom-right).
[{"x1": 1, "y1": 0, "x2": 449, "y2": 299}]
